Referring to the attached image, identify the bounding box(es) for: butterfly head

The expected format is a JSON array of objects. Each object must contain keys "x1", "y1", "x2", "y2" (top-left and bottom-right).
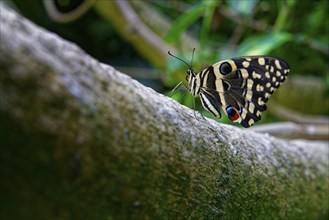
[{"x1": 186, "y1": 67, "x2": 196, "y2": 81}]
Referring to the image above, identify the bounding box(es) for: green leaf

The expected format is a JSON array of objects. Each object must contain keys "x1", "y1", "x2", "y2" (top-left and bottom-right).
[
  {"x1": 237, "y1": 33, "x2": 292, "y2": 55},
  {"x1": 165, "y1": 3, "x2": 206, "y2": 43},
  {"x1": 200, "y1": 0, "x2": 218, "y2": 49}
]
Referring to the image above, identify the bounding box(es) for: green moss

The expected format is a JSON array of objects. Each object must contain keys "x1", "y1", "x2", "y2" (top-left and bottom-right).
[
  {"x1": 1, "y1": 111, "x2": 328, "y2": 219},
  {"x1": 0, "y1": 72, "x2": 327, "y2": 219}
]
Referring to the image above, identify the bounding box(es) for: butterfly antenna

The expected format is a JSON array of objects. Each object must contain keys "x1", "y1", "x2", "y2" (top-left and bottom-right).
[
  {"x1": 168, "y1": 51, "x2": 191, "y2": 69},
  {"x1": 190, "y1": 48, "x2": 196, "y2": 69}
]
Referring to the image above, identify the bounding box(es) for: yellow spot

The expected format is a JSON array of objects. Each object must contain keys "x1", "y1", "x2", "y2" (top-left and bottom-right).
[
  {"x1": 242, "y1": 61, "x2": 250, "y2": 68},
  {"x1": 258, "y1": 58, "x2": 265, "y2": 65},
  {"x1": 252, "y1": 71, "x2": 261, "y2": 79},
  {"x1": 256, "y1": 84, "x2": 264, "y2": 92},
  {"x1": 245, "y1": 58, "x2": 252, "y2": 61},
  {"x1": 265, "y1": 72, "x2": 270, "y2": 78},
  {"x1": 246, "y1": 91, "x2": 253, "y2": 101},
  {"x1": 265, "y1": 65, "x2": 270, "y2": 70},
  {"x1": 275, "y1": 81, "x2": 280, "y2": 86},
  {"x1": 248, "y1": 119, "x2": 255, "y2": 126},
  {"x1": 247, "y1": 79, "x2": 254, "y2": 90},
  {"x1": 249, "y1": 102, "x2": 255, "y2": 113},
  {"x1": 270, "y1": 66, "x2": 274, "y2": 72},
  {"x1": 270, "y1": 87, "x2": 275, "y2": 92},
  {"x1": 256, "y1": 110, "x2": 261, "y2": 117},
  {"x1": 276, "y1": 71, "x2": 281, "y2": 77},
  {"x1": 265, "y1": 93, "x2": 271, "y2": 98},
  {"x1": 266, "y1": 82, "x2": 271, "y2": 88},
  {"x1": 272, "y1": 76, "x2": 276, "y2": 82},
  {"x1": 275, "y1": 60, "x2": 282, "y2": 69},
  {"x1": 280, "y1": 75, "x2": 284, "y2": 80},
  {"x1": 258, "y1": 97, "x2": 264, "y2": 105}
]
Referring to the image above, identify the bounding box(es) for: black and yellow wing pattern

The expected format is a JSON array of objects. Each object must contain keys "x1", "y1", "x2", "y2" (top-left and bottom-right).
[{"x1": 188, "y1": 56, "x2": 290, "y2": 128}]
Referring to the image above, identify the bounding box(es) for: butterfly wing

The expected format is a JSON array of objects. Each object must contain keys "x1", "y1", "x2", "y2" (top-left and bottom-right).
[{"x1": 199, "y1": 57, "x2": 289, "y2": 127}]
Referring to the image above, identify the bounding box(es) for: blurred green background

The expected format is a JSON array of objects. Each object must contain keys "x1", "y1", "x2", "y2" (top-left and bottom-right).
[{"x1": 7, "y1": 0, "x2": 329, "y2": 127}]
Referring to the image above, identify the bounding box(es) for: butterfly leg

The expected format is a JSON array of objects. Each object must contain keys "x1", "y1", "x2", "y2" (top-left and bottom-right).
[
  {"x1": 167, "y1": 81, "x2": 187, "y2": 97},
  {"x1": 192, "y1": 96, "x2": 205, "y2": 121}
]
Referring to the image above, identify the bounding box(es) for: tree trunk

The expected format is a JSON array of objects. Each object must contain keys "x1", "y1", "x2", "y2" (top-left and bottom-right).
[{"x1": 0, "y1": 4, "x2": 328, "y2": 220}]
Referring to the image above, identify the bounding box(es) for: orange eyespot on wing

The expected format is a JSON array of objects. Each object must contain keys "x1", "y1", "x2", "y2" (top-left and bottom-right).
[{"x1": 226, "y1": 106, "x2": 240, "y2": 122}]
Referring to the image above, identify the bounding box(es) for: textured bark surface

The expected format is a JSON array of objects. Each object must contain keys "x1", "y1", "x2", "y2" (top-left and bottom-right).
[{"x1": 0, "y1": 4, "x2": 328, "y2": 220}]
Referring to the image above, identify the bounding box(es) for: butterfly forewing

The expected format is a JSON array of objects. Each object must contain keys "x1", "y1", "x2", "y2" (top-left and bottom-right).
[{"x1": 194, "y1": 56, "x2": 289, "y2": 128}]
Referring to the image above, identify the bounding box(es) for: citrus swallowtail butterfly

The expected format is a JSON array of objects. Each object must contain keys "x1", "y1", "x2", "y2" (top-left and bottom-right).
[{"x1": 169, "y1": 50, "x2": 290, "y2": 128}]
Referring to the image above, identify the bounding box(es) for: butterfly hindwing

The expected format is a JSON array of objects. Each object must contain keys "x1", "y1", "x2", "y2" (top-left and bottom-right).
[{"x1": 197, "y1": 56, "x2": 289, "y2": 127}]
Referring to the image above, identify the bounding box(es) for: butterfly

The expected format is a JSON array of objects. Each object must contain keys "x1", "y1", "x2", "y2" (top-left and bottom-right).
[{"x1": 168, "y1": 49, "x2": 290, "y2": 128}]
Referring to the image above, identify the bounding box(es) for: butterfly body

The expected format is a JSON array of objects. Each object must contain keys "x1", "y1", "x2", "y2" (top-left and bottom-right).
[{"x1": 186, "y1": 56, "x2": 290, "y2": 128}]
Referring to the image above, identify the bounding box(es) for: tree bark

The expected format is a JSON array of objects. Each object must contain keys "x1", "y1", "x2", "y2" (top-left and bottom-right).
[{"x1": 0, "y1": 4, "x2": 328, "y2": 220}]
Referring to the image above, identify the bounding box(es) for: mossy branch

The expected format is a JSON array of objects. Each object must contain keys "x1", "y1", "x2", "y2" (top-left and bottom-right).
[{"x1": 0, "y1": 4, "x2": 328, "y2": 220}]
